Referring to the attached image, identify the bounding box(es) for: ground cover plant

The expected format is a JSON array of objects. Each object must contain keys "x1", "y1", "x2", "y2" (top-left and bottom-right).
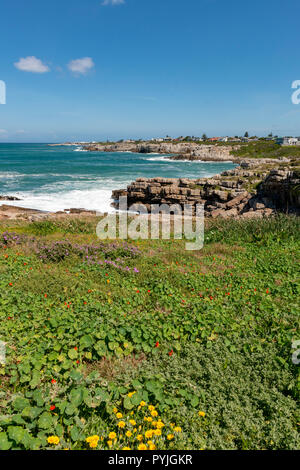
[
  {"x1": 230, "y1": 140, "x2": 300, "y2": 160},
  {"x1": 0, "y1": 215, "x2": 299, "y2": 450}
]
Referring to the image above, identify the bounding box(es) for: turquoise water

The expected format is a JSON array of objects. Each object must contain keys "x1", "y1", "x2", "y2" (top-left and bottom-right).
[{"x1": 0, "y1": 143, "x2": 236, "y2": 212}]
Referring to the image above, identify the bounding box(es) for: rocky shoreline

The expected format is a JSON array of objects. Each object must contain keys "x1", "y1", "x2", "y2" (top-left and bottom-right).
[
  {"x1": 112, "y1": 157, "x2": 300, "y2": 219},
  {"x1": 1, "y1": 147, "x2": 299, "y2": 220},
  {"x1": 83, "y1": 142, "x2": 235, "y2": 162},
  {"x1": 0, "y1": 204, "x2": 100, "y2": 222}
]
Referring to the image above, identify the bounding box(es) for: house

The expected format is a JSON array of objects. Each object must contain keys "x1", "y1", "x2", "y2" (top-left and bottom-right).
[{"x1": 277, "y1": 137, "x2": 300, "y2": 146}]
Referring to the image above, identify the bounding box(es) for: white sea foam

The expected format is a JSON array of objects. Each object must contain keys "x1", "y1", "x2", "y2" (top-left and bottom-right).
[
  {"x1": 0, "y1": 172, "x2": 26, "y2": 179},
  {"x1": 2, "y1": 189, "x2": 116, "y2": 213},
  {"x1": 145, "y1": 156, "x2": 233, "y2": 164}
]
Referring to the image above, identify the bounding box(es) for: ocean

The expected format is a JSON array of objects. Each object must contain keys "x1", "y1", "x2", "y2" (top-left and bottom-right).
[{"x1": 0, "y1": 143, "x2": 236, "y2": 213}]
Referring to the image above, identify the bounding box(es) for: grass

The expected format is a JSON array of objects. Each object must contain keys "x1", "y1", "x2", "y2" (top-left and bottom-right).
[
  {"x1": 0, "y1": 215, "x2": 299, "y2": 450},
  {"x1": 230, "y1": 141, "x2": 300, "y2": 161}
]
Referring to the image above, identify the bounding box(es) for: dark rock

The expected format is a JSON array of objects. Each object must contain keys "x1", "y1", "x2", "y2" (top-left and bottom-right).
[{"x1": 0, "y1": 195, "x2": 21, "y2": 201}]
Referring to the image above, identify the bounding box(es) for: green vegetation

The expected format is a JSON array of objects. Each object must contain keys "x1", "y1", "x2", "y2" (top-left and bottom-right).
[
  {"x1": 0, "y1": 216, "x2": 299, "y2": 450},
  {"x1": 231, "y1": 141, "x2": 300, "y2": 160}
]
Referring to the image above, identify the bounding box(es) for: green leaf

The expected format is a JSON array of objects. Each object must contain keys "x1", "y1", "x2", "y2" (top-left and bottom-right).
[
  {"x1": 123, "y1": 396, "x2": 134, "y2": 410},
  {"x1": 69, "y1": 369, "x2": 82, "y2": 381},
  {"x1": 38, "y1": 412, "x2": 53, "y2": 430},
  {"x1": 79, "y1": 335, "x2": 93, "y2": 349},
  {"x1": 68, "y1": 348, "x2": 78, "y2": 360},
  {"x1": 0, "y1": 432, "x2": 12, "y2": 450},
  {"x1": 190, "y1": 395, "x2": 199, "y2": 407},
  {"x1": 70, "y1": 426, "x2": 80, "y2": 442},
  {"x1": 7, "y1": 426, "x2": 25, "y2": 444},
  {"x1": 65, "y1": 403, "x2": 77, "y2": 416},
  {"x1": 13, "y1": 397, "x2": 30, "y2": 411},
  {"x1": 69, "y1": 387, "x2": 84, "y2": 407}
]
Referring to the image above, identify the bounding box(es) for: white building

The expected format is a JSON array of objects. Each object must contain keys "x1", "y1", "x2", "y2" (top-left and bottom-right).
[{"x1": 282, "y1": 137, "x2": 300, "y2": 146}]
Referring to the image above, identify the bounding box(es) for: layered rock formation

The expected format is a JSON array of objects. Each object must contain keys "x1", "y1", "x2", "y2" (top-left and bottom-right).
[
  {"x1": 84, "y1": 142, "x2": 234, "y2": 162},
  {"x1": 112, "y1": 159, "x2": 300, "y2": 218}
]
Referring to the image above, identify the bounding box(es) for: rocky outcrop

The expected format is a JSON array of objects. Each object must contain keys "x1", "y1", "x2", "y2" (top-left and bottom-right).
[
  {"x1": 257, "y1": 169, "x2": 300, "y2": 212},
  {"x1": 0, "y1": 195, "x2": 21, "y2": 201},
  {"x1": 0, "y1": 204, "x2": 100, "y2": 221},
  {"x1": 112, "y1": 159, "x2": 300, "y2": 218},
  {"x1": 84, "y1": 142, "x2": 234, "y2": 162}
]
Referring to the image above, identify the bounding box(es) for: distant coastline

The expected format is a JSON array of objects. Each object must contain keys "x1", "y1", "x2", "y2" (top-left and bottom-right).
[{"x1": 50, "y1": 141, "x2": 235, "y2": 162}]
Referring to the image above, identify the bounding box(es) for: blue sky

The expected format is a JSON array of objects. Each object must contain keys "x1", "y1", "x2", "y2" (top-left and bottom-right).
[{"x1": 1, "y1": 0, "x2": 300, "y2": 142}]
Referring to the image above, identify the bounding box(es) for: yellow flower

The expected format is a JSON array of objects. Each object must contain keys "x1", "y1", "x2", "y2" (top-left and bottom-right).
[
  {"x1": 126, "y1": 431, "x2": 132, "y2": 438},
  {"x1": 136, "y1": 434, "x2": 143, "y2": 441},
  {"x1": 113, "y1": 407, "x2": 118, "y2": 413},
  {"x1": 138, "y1": 443, "x2": 147, "y2": 450},
  {"x1": 148, "y1": 405, "x2": 155, "y2": 411},
  {"x1": 167, "y1": 434, "x2": 174, "y2": 440},
  {"x1": 123, "y1": 447, "x2": 131, "y2": 450},
  {"x1": 89, "y1": 440, "x2": 98, "y2": 448},
  {"x1": 147, "y1": 440, "x2": 156, "y2": 450},
  {"x1": 133, "y1": 428, "x2": 137, "y2": 433},
  {"x1": 174, "y1": 426, "x2": 182, "y2": 433},
  {"x1": 109, "y1": 432, "x2": 117, "y2": 440},
  {"x1": 128, "y1": 391, "x2": 136, "y2": 398},
  {"x1": 140, "y1": 401, "x2": 146, "y2": 407},
  {"x1": 86, "y1": 435, "x2": 100, "y2": 449},
  {"x1": 152, "y1": 421, "x2": 157, "y2": 427},
  {"x1": 116, "y1": 412, "x2": 123, "y2": 419},
  {"x1": 154, "y1": 429, "x2": 161, "y2": 436},
  {"x1": 129, "y1": 419, "x2": 136, "y2": 426},
  {"x1": 48, "y1": 436, "x2": 60, "y2": 445},
  {"x1": 156, "y1": 421, "x2": 165, "y2": 429},
  {"x1": 198, "y1": 411, "x2": 206, "y2": 417},
  {"x1": 147, "y1": 417, "x2": 153, "y2": 422},
  {"x1": 86, "y1": 435, "x2": 99, "y2": 443},
  {"x1": 145, "y1": 430, "x2": 153, "y2": 439},
  {"x1": 118, "y1": 421, "x2": 126, "y2": 428},
  {"x1": 151, "y1": 410, "x2": 158, "y2": 417},
  {"x1": 107, "y1": 440, "x2": 113, "y2": 447}
]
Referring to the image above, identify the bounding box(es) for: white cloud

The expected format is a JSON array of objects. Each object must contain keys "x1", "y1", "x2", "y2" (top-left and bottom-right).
[
  {"x1": 14, "y1": 56, "x2": 50, "y2": 73},
  {"x1": 102, "y1": 0, "x2": 125, "y2": 6},
  {"x1": 0, "y1": 129, "x2": 8, "y2": 134},
  {"x1": 67, "y1": 57, "x2": 95, "y2": 75}
]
